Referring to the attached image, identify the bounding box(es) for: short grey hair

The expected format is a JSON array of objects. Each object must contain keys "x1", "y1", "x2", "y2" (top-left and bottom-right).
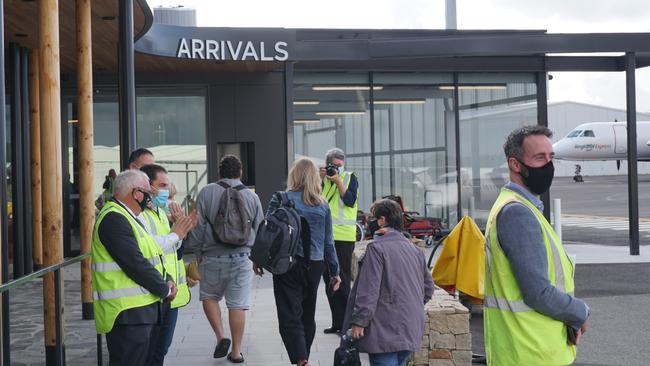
[
  {"x1": 113, "y1": 169, "x2": 149, "y2": 197},
  {"x1": 503, "y1": 125, "x2": 553, "y2": 159},
  {"x1": 325, "y1": 148, "x2": 345, "y2": 164}
]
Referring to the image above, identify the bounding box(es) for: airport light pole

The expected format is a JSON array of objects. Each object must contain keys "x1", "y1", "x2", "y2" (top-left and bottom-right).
[
  {"x1": 446, "y1": 0, "x2": 457, "y2": 30},
  {"x1": 625, "y1": 52, "x2": 640, "y2": 255}
]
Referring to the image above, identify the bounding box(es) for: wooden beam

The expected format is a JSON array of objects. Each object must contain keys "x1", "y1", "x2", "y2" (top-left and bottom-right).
[
  {"x1": 76, "y1": 0, "x2": 94, "y2": 320},
  {"x1": 39, "y1": 0, "x2": 65, "y2": 361},
  {"x1": 29, "y1": 49, "x2": 43, "y2": 270}
]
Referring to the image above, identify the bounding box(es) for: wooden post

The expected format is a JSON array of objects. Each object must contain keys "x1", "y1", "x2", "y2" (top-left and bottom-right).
[
  {"x1": 77, "y1": 0, "x2": 94, "y2": 320},
  {"x1": 29, "y1": 49, "x2": 43, "y2": 271},
  {"x1": 39, "y1": 0, "x2": 65, "y2": 362}
]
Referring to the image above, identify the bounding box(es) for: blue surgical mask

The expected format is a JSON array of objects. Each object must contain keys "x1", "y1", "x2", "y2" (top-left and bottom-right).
[{"x1": 153, "y1": 189, "x2": 170, "y2": 208}]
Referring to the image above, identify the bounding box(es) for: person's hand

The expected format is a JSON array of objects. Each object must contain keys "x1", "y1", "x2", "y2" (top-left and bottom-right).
[
  {"x1": 171, "y1": 215, "x2": 194, "y2": 239},
  {"x1": 164, "y1": 281, "x2": 177, "y2": 303},
  {"x1": 169, "y1": 201, "x2": 184, "y2": 223},
  {"x1": 351, "y1": 325, "x2": 364, "y2": 341},
  {"x1": 319, "y1": 166, "x2": 327, "y2": 179},
  {"x1": 330, "y1": 276, "x2": 342, "y2": 292},
  {"x1": 575, "y1": 317, "x2": 589, "y2": 345},
  {"x1": 253, "y1": 263, "x2": 264, "y2": 277},
  {"x1": 325, "y1": 174, "x2": 341, "y2": 184}
]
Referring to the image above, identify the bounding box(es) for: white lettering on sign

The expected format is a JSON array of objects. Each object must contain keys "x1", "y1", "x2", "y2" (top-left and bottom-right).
[{"x1": 176, "y1": 38, "x2": 289, "y2": 61}]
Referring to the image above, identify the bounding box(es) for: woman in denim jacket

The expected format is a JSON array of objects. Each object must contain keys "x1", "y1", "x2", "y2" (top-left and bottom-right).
[{"x1": 254, "y1": 158, "x2": 341, "y2": 366}]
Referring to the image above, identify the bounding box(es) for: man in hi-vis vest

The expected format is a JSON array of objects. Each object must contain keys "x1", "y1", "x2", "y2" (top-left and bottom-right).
[
  {"x1": 485, "y1": 126, "x2": 590, "y2": 365},
  {"x1": 92, "y1": 170, "x2": 177, "y2": 366},
  {"x1": 140, "y1": 164, "x2": 197, "y2": 366},
  {"x1": 320, "y1": 148, "x2": 359, "y2": 334}
]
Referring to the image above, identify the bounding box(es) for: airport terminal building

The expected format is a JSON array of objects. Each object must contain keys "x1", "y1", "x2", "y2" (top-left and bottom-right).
[
  {"x1": 5, "y1": 3, "x2": 650, "y2": 264},
  {"x1": 3, "y1": 1, "x2": 650, "y2": 363}
]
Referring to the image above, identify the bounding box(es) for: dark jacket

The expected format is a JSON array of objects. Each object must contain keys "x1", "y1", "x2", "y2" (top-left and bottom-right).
[
  {"x1": 98, "y1": 200, "x2": 170, "y2": 325},
  {"x1": 343, "y1": 229, "x2": 434, "y2": 353}
]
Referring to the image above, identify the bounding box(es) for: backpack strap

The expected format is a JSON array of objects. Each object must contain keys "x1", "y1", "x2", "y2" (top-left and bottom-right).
[
  {"x1": 217, "y1": 181, "x2": 230, "y2": 189},
  {"x1": 274, "y1": 191, "x2": 294, "y2": 208},
  {"x1": 233, "y1": 184, "x2": 247, "y2": 191}
]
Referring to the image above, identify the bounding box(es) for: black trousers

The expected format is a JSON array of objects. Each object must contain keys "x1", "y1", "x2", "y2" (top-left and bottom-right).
[
  {"x1": 323, "y1": 240, "x2": 354, "y2": 329},
  {"x1": 273, "y1": 259, "x2": 325, "y2": 364},
  {"x1": 106, "y1": 324, "x2": 153, "y2": 366}
]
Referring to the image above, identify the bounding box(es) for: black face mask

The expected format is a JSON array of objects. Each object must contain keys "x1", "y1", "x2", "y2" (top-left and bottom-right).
[
  {"x1": 367, "y1": 218, "x2": 380, "y2": 235},
  {"x1": 518, "y1": 160, "x2": 555, "y2": 195},
  {"x1": 134, "y1": 189, "x2": 152, "y2": 211}
]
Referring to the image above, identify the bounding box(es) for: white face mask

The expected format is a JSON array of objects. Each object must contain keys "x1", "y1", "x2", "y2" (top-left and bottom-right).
[{"x1": 338, "y1": 166, "x2": 344, "y2": 175}]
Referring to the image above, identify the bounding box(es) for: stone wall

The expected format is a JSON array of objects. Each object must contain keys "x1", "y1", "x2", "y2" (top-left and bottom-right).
[{"x1": 410, "y1": 288, "x2": 472, "y2": 366}]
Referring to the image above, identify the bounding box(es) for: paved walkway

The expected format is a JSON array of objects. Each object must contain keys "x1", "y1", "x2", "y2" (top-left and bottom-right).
[{"x1": 165, "y1": 271, "x2": 369, "y2": 366}]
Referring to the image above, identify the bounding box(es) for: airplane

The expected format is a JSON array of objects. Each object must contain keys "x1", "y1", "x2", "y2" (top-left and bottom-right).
[{"x1": 553, "y1": 121, "x2": 650, "y2": 168}]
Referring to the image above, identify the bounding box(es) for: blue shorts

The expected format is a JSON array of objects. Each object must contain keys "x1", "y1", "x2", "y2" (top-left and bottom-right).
[{"x1": 198, "y1": 253, "x2": 253, "y2": 310}]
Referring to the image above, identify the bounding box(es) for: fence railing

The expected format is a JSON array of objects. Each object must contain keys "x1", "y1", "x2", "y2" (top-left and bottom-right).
[{"x1": 0, "y1": 252, "x2": 99, "y2": 366}]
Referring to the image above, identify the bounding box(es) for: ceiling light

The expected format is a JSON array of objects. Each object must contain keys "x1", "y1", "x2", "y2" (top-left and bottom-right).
[
  {"x1": 373, "y1": 99, "x2": 426, "y2": 105},
  {"x1": 68, "y1": 119, "x2": 78, "y2": 124},
  {"x1": 293, "y1": 100, "x2": 320, "y2": 105},
  {"x1": 316, "y1": 112, "x2": 366, "y2": 116},
  {"x1": 439, "y1": 85, "x2": 507, "y2": 90},
  {"x1": 312, "y1": 85, "x2": 383, "y2": 91},
  {"x1": 294, "y1": 119, "x2": 321, "y2": 124}
]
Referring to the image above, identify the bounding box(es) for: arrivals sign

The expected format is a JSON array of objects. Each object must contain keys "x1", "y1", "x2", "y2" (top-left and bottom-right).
[
  {"x1": 176, "y1": 38, "x2": 289, "y2": 61},
  {"x1": 134, "y1": 24, "x2": 296, "y2": 62}
]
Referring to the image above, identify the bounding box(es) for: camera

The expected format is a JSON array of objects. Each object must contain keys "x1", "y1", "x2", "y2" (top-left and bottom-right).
[{"x1": 326, "y1": 164, "x2": 338, "y2": 177}]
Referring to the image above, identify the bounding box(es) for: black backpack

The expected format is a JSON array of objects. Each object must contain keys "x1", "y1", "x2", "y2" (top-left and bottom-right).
[
  {"x1": 250, "y1": 192, "x2": 310, "y2": 275},
  {"x1": 209, "y1": 181, "x2": 252, "y2": 246}
]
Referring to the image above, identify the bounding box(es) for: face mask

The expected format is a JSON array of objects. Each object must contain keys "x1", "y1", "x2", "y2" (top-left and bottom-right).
[
  {"x1": 153, "y1": 189, "x2": 169, "y2": 208},
  {"x1": 338, "y1": 166, "x2": 344, "y2": 175},
  {"x1": 518, "y1": 160, "x2": 554, "y2": 195},
  {"x1": 135, "y1": 190, "x2": 152, "y2": 211}
]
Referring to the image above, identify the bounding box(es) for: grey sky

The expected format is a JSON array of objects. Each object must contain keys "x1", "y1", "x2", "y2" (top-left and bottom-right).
[{"x1": 155, "y1": 0, "x2": 650, "y2": 113}]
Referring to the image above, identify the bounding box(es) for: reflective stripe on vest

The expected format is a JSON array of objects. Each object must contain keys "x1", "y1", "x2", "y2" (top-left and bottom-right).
[
  {"x1": 93, "y1": 286, "x2": 151, "y2": 301},
  {"x1": 92, "y1": 256, "x2": 162, "y2": 273}
]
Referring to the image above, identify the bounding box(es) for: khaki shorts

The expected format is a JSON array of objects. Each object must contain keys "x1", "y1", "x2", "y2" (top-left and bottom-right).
[{"x1": 199, "y1": 252, "x2": 253, "y2": 310}]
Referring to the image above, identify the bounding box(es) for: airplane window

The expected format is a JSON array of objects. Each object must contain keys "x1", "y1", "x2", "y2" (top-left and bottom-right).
[
  {"x1": 582, "y1": 130, "x2": 595, "y2": 137},
  {"x1": 567, "y1": 130, "x2": 582, "y2": 138}
]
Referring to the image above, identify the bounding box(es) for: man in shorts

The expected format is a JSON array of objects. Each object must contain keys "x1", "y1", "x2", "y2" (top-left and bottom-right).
[{"x1": 185, "y1": 155, "x2": 264, "y2": 363}]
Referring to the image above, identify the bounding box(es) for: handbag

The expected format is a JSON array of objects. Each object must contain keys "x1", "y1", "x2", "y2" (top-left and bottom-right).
[{"x1": 333, "y1": 337, "x2": 361, "y2": 366}]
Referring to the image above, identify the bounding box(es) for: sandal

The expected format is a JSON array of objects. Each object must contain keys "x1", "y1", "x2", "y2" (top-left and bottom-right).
[
  {"x1": 213, "y1": 338, "x2": 231, "y2": 358},
  {"x1": 227, "y1": 352, "x2": 245, "y2": 363}
]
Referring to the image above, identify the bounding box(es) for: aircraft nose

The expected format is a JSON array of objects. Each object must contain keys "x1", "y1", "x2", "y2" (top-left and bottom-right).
[{"x1": 553, "y1": 139, "x2": 570, "y2": 160}]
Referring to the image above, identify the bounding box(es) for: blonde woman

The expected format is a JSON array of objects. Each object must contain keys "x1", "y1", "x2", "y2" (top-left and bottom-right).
[{"x1": 255, "y1": 158, "x2": 341, "y2": 366}]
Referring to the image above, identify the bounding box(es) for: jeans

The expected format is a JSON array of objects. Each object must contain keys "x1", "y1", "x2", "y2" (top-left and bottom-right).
[
  {"x1": 146, "y1": 306, "x2": 179, "y2": 366},
  {"x1": 368, "y1": 351, "x2": 412, "y2": 366}
]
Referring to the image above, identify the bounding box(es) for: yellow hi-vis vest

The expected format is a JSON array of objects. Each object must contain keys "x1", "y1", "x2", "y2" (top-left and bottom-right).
[
  {"x1": 484, "y1": 188, "x2": 576, "y2": 366},
  {"x1": 142, "y1": 208, "x2": 190, "y2": 309},
  {"x1": 323, "y1": 171, "x2": 358, "y2": 242},
  {"x1": 91, "y1": 201, "x2": 166, "y2": 334}
]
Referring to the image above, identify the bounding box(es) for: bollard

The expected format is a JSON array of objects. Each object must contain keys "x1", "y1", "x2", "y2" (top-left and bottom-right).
[
  {"x1": 468, "y1": 196, "x2": 475, "y2": 219},
  {"x1": 553, "y1": 198, "x2": 562, "y2": 242}
]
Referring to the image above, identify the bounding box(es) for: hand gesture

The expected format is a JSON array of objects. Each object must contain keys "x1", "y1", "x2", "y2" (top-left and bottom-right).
[
  {"x1": 171, "y1": 215, "x2": 194, "y2": 239},
  {"x1": 169, "y1": 201, "x2": 184, "y2": 223},
  {"x1": 319, "y1": 166, "x2": 327, "y2": 179}
]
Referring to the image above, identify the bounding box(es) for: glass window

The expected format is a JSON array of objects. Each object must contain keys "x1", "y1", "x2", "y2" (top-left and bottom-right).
[
  {"x1": 582, "y1": 130, "x2": 595, "y2": 137},
  {"x1": 372, "y1": 72, "x2": 457, "y2": 228},
  {"x1": 293, "y1": 72, "x2": 373, "y2": 210},
  {"x1": 458, "y1": 73, "x2": 538, "y2": 228},
  {"x1": 567, "y1": 130, "x2": 582, "y2": 138},
  {"x1": 136, "y1": 88, "x2": 207, "y2": 210}
]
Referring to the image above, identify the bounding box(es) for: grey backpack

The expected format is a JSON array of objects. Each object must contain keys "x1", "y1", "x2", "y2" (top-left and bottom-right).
[{"x1": 210, "y1": 181, "x2": 252, "y2": 246}]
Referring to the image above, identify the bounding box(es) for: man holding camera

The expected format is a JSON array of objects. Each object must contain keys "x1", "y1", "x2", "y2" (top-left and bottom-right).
[{"x1": 320, "y1": 148, "x2": 359, "y2": 334}]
